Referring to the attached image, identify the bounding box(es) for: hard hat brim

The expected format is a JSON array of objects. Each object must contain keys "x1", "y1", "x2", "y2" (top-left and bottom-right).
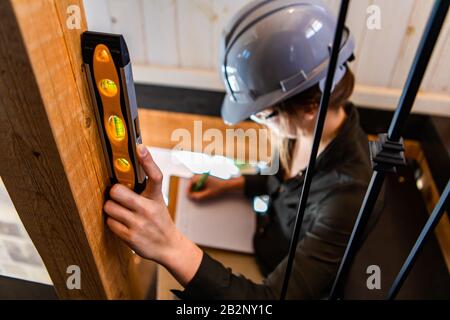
[
  {"x1": 221, "y1": 61, "x2": 348, "y2": 125},
  {"x1": 221, "y1": 90, "x2": 286, "y2": 125}
]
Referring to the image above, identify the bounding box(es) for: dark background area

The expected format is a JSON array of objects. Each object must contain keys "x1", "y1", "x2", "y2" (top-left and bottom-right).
[{"x1": 1, "y1": 84, "x2": 448, "y2": 299}]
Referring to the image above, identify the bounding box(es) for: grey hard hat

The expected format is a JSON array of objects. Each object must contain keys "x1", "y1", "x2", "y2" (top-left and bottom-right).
[{"x1": 220, "y1": 0, "x2": 355, "y2": 125}]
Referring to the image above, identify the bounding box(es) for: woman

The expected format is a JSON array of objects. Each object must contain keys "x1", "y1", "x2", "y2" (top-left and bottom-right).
[
  {"x1": 103, "y1": 0, "x2": 378, "y2": 299},
  {"x1": 187, "y1": 71, "x2": 367, "y2": 279}
]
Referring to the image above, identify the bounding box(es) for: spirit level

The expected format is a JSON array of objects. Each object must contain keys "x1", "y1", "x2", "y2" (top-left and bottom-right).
[{"x1": 82, "y1": 31, "x2": 146, "y2": 194}]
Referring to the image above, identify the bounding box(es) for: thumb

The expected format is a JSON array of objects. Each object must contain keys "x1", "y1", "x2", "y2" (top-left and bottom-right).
[{"x1": 137, "y1": 144, "x2": 164, "y2": 201}]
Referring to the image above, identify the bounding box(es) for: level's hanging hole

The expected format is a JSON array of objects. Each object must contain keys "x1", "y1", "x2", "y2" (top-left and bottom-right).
[
  {"x1": 107, "y1": 115, "x2": 126, "y2": 141},
  {"x1": 98, "y1": 79, "x2": 118, "y2": 97},
  {"x1": 96, "y1": 49, "x2": 110, "y2": 63},
  {"x1": 115, "y1": 158, "x2": 131, "y2": 173}
]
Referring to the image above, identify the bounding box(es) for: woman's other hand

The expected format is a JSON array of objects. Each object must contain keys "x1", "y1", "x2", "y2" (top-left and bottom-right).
[{"x1": 187, "y1": 175, "x2": 245, "y2": 201}]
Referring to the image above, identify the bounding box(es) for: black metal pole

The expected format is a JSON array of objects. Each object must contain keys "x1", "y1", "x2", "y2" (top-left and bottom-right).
[
  {"x1": 329, "y1": 0, "x2": 450, "y2": 300},
  {"x1": 388, "y1": 181, "x2": 450, "y2": 300},
  {"x1": 280, "y1": 0, "x2": 350, "y2": 300}
]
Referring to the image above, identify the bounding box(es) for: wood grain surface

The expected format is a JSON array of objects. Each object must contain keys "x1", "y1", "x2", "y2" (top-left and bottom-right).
[{"x1": 0, "y1": 0, "x2": 136, "y2": 299}]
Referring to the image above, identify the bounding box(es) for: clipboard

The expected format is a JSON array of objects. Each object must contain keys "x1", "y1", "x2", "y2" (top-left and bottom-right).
[{"x1": 167, "y1": 176, "x2": 256, "y2": 254}]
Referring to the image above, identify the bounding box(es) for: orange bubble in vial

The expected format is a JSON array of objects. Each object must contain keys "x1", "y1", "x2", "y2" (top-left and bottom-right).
[
  {"x1": 98, "y1": 79, "x2": 118, "y2": 97},
  {"x1": 115, "y1": 158, "x2": 131, "y2": 173},
  {"x1": 108, "y1": 115, "x2": 126, "y2": 141}
]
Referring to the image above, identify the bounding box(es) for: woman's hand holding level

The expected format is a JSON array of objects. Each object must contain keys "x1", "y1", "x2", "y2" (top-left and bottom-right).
[{"x1": 104, "y1": 145, "x2": 203, "y2": 286}]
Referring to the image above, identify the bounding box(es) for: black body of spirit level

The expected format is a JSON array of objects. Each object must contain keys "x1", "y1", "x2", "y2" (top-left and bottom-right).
[{"x1": 82, "y1": 31, "x2": 146, "y2": 194}]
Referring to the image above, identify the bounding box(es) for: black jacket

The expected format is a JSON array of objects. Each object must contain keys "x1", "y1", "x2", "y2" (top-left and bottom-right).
[{"x1": 175, "y1": 104, "x2": 380, "y2": 299}]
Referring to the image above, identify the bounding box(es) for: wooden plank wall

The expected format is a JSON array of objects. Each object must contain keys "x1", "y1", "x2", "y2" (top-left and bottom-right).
[{"x1": 83, "y1": 0, "x2": 450, "y2": 116}]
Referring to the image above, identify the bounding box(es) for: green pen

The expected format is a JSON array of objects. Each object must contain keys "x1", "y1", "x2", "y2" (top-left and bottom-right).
[{"x1": 191, "y1": 172, "x2": 210, "y2": 192}]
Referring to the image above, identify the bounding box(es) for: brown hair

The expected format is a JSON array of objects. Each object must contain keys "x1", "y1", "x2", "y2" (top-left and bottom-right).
[{"x1": 274, "y1": 69, "x2": 355, "y2": 175}]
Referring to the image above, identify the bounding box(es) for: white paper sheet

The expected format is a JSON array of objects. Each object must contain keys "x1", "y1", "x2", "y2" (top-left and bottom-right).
[
  {"x1": 0, "y1": 178, "x2": 52, "y2": 285},
  {"x1": 147, "y1": 147, "x2": 193, "y2": 201},
  {"x1": 175, "y1": 178, "x2": 256, "y2": 254}
]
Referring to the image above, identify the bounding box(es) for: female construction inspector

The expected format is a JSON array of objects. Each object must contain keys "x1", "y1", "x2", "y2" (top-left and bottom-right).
[{"x1": 103, "y1": 0, "x2": 382, "y2": 299}]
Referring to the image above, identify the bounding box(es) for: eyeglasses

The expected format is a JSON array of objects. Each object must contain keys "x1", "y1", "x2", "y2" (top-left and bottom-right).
[{"x1": 251, "y1": 109, "x2": 279, "y2": 123}]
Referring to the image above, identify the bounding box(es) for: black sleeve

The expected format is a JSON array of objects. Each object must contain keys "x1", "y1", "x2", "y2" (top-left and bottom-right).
[
  {"x1": 265, "y1": 184, "x2": 367, "y2": 299},
  {"x1": 173, "y1": 184, "x2": 366, "y2": 300},
  {"x1": 172, "y1": 253, "x2": 277, "y2": 300},
  {"x1": 243, "y1": 175, "x2": 269, "y2": 198}
]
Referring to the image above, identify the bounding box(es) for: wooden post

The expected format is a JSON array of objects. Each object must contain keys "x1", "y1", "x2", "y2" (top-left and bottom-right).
[{"x1": 0, "y1": 0, "x2": 135, "y2": 299}]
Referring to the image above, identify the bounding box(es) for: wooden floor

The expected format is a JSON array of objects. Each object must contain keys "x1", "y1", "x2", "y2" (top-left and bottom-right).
[{"x1": 138, "y1": 108, "x2": 272, "y2": 163}]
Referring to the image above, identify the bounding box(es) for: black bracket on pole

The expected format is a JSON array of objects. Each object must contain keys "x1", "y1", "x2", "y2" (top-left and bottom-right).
[{"x1": 369, "y1": 134, "x2": 406, "y2": 173}]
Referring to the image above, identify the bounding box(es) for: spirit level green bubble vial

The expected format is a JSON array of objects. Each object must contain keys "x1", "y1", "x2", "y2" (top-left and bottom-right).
[{"x1": 82, "y1": 31, "x2": 147, "y2": 194}]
